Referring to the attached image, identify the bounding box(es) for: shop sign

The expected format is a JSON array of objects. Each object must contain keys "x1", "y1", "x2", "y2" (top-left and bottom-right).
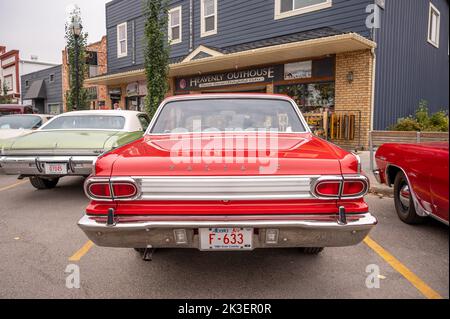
[
  {"x1": 109, "y1": 88, "x2": 122, "y2": 97},
  {"x1": 284, "y1": 61, "x2": 312, "y2": 80},
  {"x1": 176, "y1": 66, "x2": 283, "y2": 91}
]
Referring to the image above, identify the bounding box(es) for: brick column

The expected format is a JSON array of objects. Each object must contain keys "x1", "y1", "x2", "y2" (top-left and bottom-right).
[{"x1": 335, "y1": 49, "x2": 374, "y2": 150}]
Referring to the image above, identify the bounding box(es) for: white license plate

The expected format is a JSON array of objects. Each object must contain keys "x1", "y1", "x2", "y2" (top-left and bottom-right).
[
  {"x1": 44, "y1": 163, "x2": 67, "y2": 175},
  {"x1": 199, "y1": 228, "x2": 253, "y2": 251}
]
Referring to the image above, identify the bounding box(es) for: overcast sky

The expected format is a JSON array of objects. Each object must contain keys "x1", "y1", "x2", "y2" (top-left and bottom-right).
[{"x1": 0, "y1": 0, "x2": 110, "y2": 63}]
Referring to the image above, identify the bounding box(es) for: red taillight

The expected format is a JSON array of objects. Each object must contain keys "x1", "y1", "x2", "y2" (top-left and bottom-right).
[
  {"x1": 342, "y1": 180, "x2": 366, "y2": 196},
  {"x1": 315, "y1": 181, "x2": 341, "y2": 197},
  {"x1": 313, "y1": 176, "x2": 369, "y2": 199},
  {"x1": 85, "y1": 179, "x2": 138, "y2": 201},
  {"x1": 112, "y1": 183, "x2": 137, "y2": 198},
  {"x1": 88, "y1": 183, "x2": 111, "y2": 198}
]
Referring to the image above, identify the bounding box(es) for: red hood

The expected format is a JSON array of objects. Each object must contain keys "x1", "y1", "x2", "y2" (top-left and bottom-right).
[{"x1": 100, "y1": 133, "x2": 353, "y2": 176}]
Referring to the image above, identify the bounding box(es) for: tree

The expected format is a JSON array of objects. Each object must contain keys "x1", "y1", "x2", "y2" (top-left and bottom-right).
[
  {"x1": 0, "y1": 79, "x2": 12, "y2": 104},
  {"x1": 65, "y1": 5, "x2": 89, "y2": 111},
  {"x1": 143, "y1": 0, "x2": 170, "y2": 117}
]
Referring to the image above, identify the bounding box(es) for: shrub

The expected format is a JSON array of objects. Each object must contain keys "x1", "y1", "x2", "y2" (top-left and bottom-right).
[{"x1": 391, "y1": 100, "x2": 449, "y2": 132}]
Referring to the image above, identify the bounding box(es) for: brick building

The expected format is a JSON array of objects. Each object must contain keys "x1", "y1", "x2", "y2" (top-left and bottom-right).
[{"x1": 62, "y1": 36, "x2": 108, "y2": 112}]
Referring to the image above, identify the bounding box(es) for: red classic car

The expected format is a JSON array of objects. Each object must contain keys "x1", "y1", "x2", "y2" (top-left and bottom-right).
[
  {"x1": 78, "y1": 94, "x2": 377, "y2": 258},
  {"x1": 374, "y1": 142, "x2": 449, "y2": 225}
]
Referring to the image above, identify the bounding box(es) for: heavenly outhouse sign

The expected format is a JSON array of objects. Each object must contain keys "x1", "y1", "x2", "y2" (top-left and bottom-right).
[{"x1": 175, "y1": 65, "x2": 284, "y2": 91}]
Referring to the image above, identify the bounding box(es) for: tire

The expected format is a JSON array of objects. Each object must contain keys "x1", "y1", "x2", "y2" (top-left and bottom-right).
[
  {"x1": 393, "y1": 172, "x2": 426, "y2": 225},
  {"x1": 301, "y1": 247, "x2": 324, "y2": 255},
  {"x1": 29, "y1": 177, "x2": 60, "y2": 190}
]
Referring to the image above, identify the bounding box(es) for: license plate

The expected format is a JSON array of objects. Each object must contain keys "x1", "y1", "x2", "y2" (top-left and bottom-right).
[
  {"x1": 199, "y1": 228, "x2": 253, "y2": 251},
  {"x1": 44, "y1": 163, "x2": 67, "y2": 175}
]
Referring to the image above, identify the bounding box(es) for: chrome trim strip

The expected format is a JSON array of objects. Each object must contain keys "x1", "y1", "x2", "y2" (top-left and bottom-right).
[
  {"x1": 429, "y1": 213, "x2": 449, "y2": 226},
  {"x1": 135, "y1": 175, "x2": 318, "y2": 201}
]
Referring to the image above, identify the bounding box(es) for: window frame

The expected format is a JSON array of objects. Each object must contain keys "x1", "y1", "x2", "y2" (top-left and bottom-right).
[
  {"x1": 117, "y1": 22, "x2": 128, "y2": 58},
  {"x1": 168, "y1": 6, "x2": 182, "y2": 45},
  {"x1": 200, "y1": 0, "x2": 218, "y2": 38},
  {"x1": 49, "y1": 73, "x2": 55, "y2": 83},
  {"x1": 427, "y1": 2, "x2": 440, "y2": 48},
  {"x1": 274, "y1": 0, "x2": 332, "y2": 20}
]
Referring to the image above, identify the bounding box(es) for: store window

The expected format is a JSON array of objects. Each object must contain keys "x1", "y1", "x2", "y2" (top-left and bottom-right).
[
  {"x1": 275, "y1": 82, "x2": 335, "y2": 113},
  {"x1": 47, "y1": 103, "x2": 61, "y2": 115}
]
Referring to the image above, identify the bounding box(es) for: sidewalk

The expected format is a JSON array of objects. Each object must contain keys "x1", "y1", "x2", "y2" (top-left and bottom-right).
[{"x1": 357, "y1": 151, "x2": 393, "y2": 197}]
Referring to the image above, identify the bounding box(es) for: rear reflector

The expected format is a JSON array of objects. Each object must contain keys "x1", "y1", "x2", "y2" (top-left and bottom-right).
[
  {"x1": 88, "y1": 183, "x2": 111, "y2": 198},
  {"x1": 112, "y1": 183, "x2": 137, "y2": 198},
  {"x1": 315, "y1": 181, "x2": 341, "y2": 197}
]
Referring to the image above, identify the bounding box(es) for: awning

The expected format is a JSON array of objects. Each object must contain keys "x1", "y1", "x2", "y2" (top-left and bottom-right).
[
  {"x1": 23, "y1": 80, "x2": 47, "y2": 100},
  {"x1": 85, "y1": 33, "x2": 376, "y2": 86}
]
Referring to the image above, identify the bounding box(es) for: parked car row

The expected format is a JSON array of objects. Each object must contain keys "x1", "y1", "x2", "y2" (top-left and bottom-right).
[
  {"x1": 0, "y1": 95, "x2": 447, "y2": 261},
  {"x1": 0, "y1": 110, "x2": 150, "y2": 189}
]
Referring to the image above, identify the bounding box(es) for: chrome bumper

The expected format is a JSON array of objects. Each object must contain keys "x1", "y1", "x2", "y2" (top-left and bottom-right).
[
  {"x1": 78, "y1": 213, "x2": 377, "y2": 249},
  {"x1": 0, "y1": 156, "x2": 98, "y2": 176}
]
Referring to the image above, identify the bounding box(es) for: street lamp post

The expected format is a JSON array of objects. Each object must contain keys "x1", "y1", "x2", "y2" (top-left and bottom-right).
[{"x1": 71, "y1": 19, "x2": 82, "y2": 111}]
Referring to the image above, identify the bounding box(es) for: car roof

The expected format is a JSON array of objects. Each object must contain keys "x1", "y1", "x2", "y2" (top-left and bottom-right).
[{"x1": 163, "y1": 93, "x2": 293, "y2": 103}]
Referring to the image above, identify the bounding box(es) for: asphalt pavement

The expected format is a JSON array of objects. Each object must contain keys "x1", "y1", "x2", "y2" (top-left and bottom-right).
[{"x1": 0, "y1": 176, "x2": 448, "y2": 299}]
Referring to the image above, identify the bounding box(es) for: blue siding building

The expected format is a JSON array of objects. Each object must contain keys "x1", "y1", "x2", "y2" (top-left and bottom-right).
[
  {"x1": 88, "y1": 0, "x2": 449, "y2": 148},
  {"x1": 21, "y1": 65, "x2": 63, "y2": 115}
]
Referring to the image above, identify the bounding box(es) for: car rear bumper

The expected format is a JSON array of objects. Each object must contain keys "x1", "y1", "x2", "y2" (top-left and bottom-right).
[
  {"x1": 0, "y1": 156, "x2": 97, "y2": 176},
  {"x1": 78, "y1": 213, "x2": 377, "y2": 249}
]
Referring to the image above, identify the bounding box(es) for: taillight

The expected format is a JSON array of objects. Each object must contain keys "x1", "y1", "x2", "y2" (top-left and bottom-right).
[
  {"x1": 88, "y1": 182, "x2": 111, "y2": 199},
  {"x1": 315, "y1": 181, "x2": 341, "y2": 197},
  {"x1": 112, "y1": 183, "x2": 137, "y2": 198},
  {"x1": 85, "y1": 178, "x2": 139, "y2": 201},
  {"x1": 313, "y1": 176, "x2": 369, "y2": 199},
  {"x1": 342, "y1": 180, "x2": 367, "y2": 197}
]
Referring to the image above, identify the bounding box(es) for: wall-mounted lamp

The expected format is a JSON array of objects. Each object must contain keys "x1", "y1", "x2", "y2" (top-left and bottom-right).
[{"x1": 347, "y1": 71, "x2": 354, "y2": 84}]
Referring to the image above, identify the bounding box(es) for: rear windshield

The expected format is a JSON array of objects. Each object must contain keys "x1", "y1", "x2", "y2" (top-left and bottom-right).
[
  {"x1": 42, "y1": 115, "x2": 125, "y2": 130},
  {"x1": 151, "y1": 98, "x2": 306, "y2": 134},
  {"x1": 0, "y1": 115, "x2": 42, "y2": 129}
]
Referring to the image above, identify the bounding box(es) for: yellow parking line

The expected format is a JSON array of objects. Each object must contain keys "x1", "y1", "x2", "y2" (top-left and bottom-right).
[
  {"x1": 364, "y1": 236, "x2": 442, "y2": 299},
  {"x1": 0, "y1": 180, "x2": 28, "y2": 192},
  {"x1": 69, "y1": 241, "x2": 94, "y2": 262}
]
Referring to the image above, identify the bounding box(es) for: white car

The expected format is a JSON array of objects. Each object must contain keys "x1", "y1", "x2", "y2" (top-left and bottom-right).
[{"x1": 0, "y1": 114, "x2": 53, "y2": 140}]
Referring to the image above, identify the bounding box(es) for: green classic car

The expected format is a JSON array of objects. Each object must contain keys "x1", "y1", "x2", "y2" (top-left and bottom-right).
[{"x1": 0, "y1": 110, "x2": 150, "y2": 189}]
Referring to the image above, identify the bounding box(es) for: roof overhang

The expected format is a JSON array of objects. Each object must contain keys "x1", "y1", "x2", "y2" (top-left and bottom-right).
[
  {"x1": 86, "y1": 33, "x2": 376, "y2": 86},
  {"x1": 23, "y1": 80, "x2": 47, "y2": 100}
]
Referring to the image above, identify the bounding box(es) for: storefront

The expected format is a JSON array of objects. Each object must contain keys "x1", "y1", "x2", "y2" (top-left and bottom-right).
[
  {"x1": 174, "y1": 57, "x2": 335, "y2": 114},
  {"x1": 125, "y1": 81, "x2": 147, "y2": 112}
]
